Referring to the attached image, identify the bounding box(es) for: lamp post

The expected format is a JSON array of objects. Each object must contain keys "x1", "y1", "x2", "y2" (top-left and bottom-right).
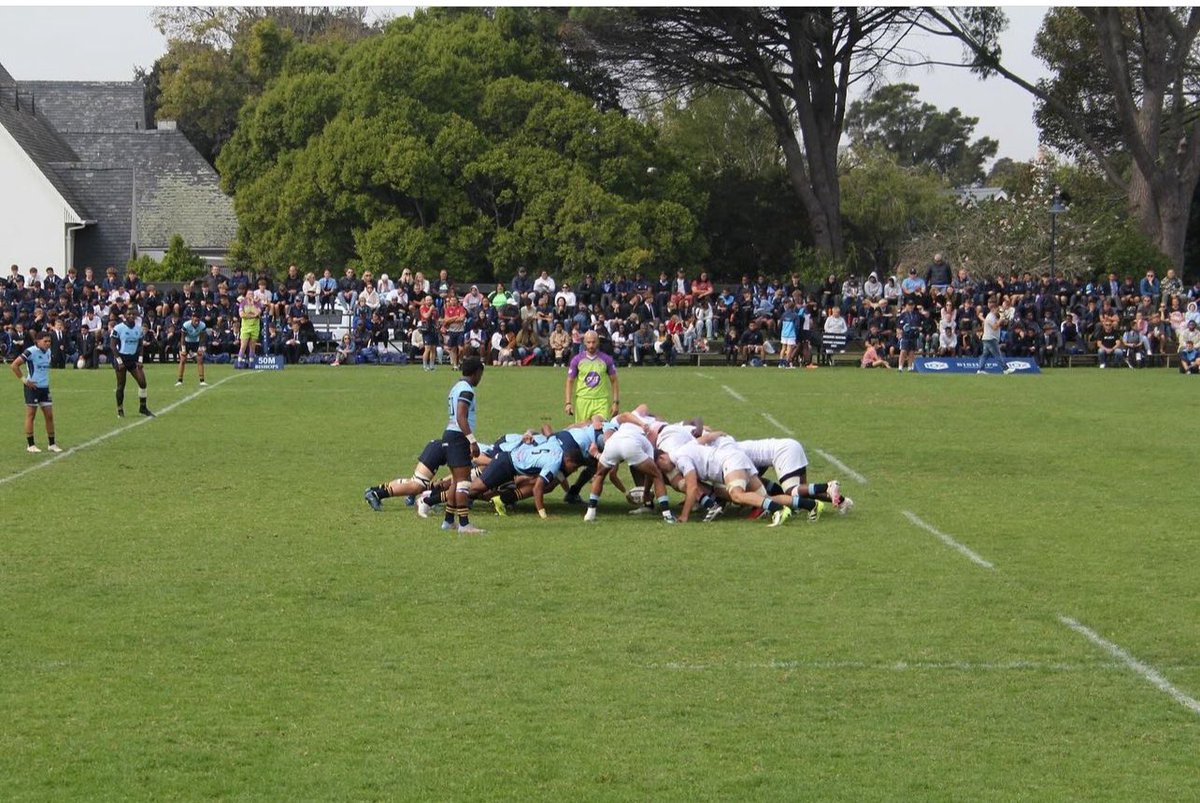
[{"x1": 1049, "y1": 190, "x2": 1067, "y2": 280}]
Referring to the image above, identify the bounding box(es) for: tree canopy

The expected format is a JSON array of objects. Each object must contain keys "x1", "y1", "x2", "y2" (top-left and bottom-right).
[
  {"x1": 215, "y1": 8, "x2": 705, "y2": 281},
  {"x1": 845, "y1": 83, "x2": 998, "y2": 188}
]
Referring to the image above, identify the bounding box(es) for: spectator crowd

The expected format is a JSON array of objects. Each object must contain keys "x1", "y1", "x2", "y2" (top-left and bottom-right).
[{"x1": 4, "y1": 257, "x2": 1200, "y2": 372}]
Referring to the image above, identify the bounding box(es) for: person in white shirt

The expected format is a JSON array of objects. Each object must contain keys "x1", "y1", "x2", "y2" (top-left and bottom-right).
[
  {"x1": 823, "y1": 307, "x2": 849, "y2": 335},
  {"x1": 533, "y1": 270, "x2": 556, "y2": 297},
  {"x1": 555, "y1": 283, "x2": 577, "y2": 308},
  {"x1": 977, "y1": 297, "x2": 1016, "y2": 374}
]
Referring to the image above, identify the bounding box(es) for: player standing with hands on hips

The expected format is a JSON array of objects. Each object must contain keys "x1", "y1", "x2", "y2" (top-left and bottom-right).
[
  {"x1": 11, "y1": 329, "x2": 61, "y2": 453},
  {"x1": 442, "y1": 356, "x2": 486, "y2": 534},
  {"x1": 177, "y1": 310, "x2": 208, "y2": 386},
  {"x1": 111, "y1": 306, "x2": 155, "y2": 418}
]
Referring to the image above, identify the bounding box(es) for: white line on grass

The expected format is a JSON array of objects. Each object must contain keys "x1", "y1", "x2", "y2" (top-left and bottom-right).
[
  {"x1": 695, "y1": 372, "x2": 714, "y2": 380},
  {"x1": 814, "y1": 448, "x2": 868, "y2": 484},
  {"x1": 721, "y1": 384, "x2": 746, "y2": 402},
  {"x1": 902, "y1": 510, "x2": 995, "y2": 570},
  {"x1": 652, "y1": 659, "x2": 1126, "y2": 673},
  {"x1": 0, "y1": 372, "x2": 251, "y2": 489},
  {"x1": 1057, "y1": 615, "x2": 1200, "y2": 717},
  {"x1": 761, "y1": 412, "x2": 793, "y2": 436}
]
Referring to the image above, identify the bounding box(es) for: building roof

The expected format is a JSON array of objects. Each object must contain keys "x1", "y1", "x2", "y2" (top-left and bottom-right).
[
  {"x1": 51, "y1": 163, "x2": 135, "y2": 269},
  {"x1": 0, "y1": 99, "x2": 88, "y2": 220},
  {"x1": 19, "y1": 80, "x2": 145, "y2": 133},
  {"x1": 952, "y1": 186, "x2": 1009, "y2": 204},
  {"x1": 62, "y1": 130, "x2": 238, "y2": 251},
  {"x1": 0, "y1": 63, "x2": 14, "y2": 87}
]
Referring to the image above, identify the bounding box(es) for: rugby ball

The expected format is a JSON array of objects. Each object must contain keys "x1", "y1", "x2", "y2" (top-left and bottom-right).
[
  {"x1": 625, "y1": 487, "x2": 645, "y2": 506},
  {"x1": 76, "y1": 357, "x2": 86, "y2": 369}
]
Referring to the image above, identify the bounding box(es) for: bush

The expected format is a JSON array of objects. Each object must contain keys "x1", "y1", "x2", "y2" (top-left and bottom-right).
[{"x1": 131, "y1": 235, "x2": 207, "y2": 282}]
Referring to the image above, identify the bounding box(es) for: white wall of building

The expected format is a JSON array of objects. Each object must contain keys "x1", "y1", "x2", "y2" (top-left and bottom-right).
[{"x1": 0, "y1": 122, "x2": 83, "y2": 279}]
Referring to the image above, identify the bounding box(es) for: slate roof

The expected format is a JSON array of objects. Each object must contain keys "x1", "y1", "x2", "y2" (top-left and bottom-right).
[
  {"x1": 51, "y1": 163, "x2": 135, "y2": 269},
  {"x1": 62, "y1": 130, "x2": 238, "y2": 250},
  {"x1": 20, "y1": 80, "x2": 145, "y2": 133},
  {"x1": 0, "y1": 100, "x2": 87, "y2": 219},
  {"x1": 0, "y1": 61, "x2": 236, "y2": 263}
]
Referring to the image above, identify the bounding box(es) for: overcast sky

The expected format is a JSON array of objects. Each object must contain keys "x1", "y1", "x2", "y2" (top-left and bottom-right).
[{"x1": 0, "y1": 5, "x2": 1051, "y2": 164}]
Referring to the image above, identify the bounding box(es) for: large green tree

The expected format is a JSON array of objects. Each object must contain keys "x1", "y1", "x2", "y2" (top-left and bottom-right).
[
  {"x1": 926, "y1": 6, "x2": 1200, "y2": 269},
  {"x1": 217, "y1": 9, "x2": 704, "y2": 280},
  {"x1": 845, "y1": 83, "x2": 998, "y2": 187}
]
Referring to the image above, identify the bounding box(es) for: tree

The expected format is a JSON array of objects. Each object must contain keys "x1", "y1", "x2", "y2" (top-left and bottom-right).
[
  {"x1": 845, "y1": 83, "x2": 998, "y2": 187},
  {"x1": 839, "y1": 149, "x2": 955, "y2": 259},
  {"x1": 217, "y1": 9, "x2": 705, "y2": 280},
  {"x1": 565, "y1": 7, "x2": 937, "y2": 260},
  {"x1": 132, "y1": 235, "x2": 206, "y2": 282},
  {"x1": 149, "y1": 7, "x2": 377, "y2": 163},
  {"x1": 924, "y1": 7, "x2": 1200, "y2": 269}
]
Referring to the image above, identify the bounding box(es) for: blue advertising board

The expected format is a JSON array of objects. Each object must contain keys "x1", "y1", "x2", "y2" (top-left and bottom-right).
[{"x1": 915, "y1": 358, "x2": 1040, "y2": 374}]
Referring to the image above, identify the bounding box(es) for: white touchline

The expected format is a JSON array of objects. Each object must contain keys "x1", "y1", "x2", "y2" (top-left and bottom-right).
[
  {"x1": 721, "y1": 384, "x2": 746, "y2": 402},
  {"x1": 761, "y1": 412, "x2": 793, "y2": 436},
  {"x1": 814, "y1": 448, "x2": 868, "y2": 485},
  {"x1": 695, "y1": 372, "x2": 714, "y2": 380},
  {"x1": 902, "y1": 510, "x2": 995, "y2": 570},
  {"x1": 0, "y1": 371, "x2": 252, "y2": 489},
  {"x1": 652, "y1": 659, "x2": 1127, "y2": 672},
  {"x1": 1057, "y1": 615, "x2": 1200, "y2": 717}
]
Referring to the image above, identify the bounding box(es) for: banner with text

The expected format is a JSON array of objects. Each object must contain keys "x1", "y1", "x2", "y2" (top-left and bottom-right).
[{"x1": 915, "y1": 358, "x2": 1041, "y2": 374}]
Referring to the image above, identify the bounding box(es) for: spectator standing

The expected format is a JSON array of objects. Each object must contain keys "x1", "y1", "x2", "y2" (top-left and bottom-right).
[
  {"x1": 896, "y1": 298, "x2": 923, "y2": 372},
  {"x1": 977, "y1": 298, "x2": 1017, "y2": 374}
]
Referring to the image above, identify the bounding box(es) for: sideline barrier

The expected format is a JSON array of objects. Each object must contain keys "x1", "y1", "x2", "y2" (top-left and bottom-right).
[{"x1": 915, "y1": 357, "x2": 1041, "y2": 374}]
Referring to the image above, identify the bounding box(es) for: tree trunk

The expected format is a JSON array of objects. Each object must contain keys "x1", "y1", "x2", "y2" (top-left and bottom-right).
[{"x1": 778, "y1": 132, "x2": 838, "y2": 256}]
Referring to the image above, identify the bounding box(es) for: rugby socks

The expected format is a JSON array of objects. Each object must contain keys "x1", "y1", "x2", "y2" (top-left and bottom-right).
[
  {"x1": 27, "y1": 435, "x2": 35, "y2": 447},
  {"x1": 807, "y1": 483, "x2": 828, "y2": 496},
  {"x1": 588, "y1": 493, "x2": 600, "y2": 509},
  {"x1": 761, "y1": 498, "x2": 782, "y2": 514},
  {"x1": 764, "y1": 480, "x2": 784, "y2": 496},
  {"x1": 456, "y1": 482, "x2": 472, "y2": 528},
  {"x1": 499, "y1": 487, "x2": 520, "y2": 506},
  {"x1": 791, "y1": 493, "x2": 817, "y2": 512},
  {"x1": 138, "y1": 388, "x2": 150, "y2": 412},
  {"x1": 47, "y1": 434, "x2": 55, "y2": 446},
  {"x1": 656, "y1": 495, "x2": 671, "y2": 511},
  {"x1": 372, "y1": 484, "x2": 392, "y2": 499},
  {"x1": 698, "y1": 493, "x2": 717, "y2": 510}
]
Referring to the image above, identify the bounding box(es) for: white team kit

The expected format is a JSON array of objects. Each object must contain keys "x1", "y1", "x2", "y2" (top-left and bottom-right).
[
  {"x1": 736, "y1": 438, "x2": 809, "y2": 490},
  {"x1": 598, "y1": 422, "x2": 655, "y2": 469}
]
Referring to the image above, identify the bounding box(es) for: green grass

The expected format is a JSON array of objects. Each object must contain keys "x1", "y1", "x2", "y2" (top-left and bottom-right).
[{"x1": 1, "y1": 363, "x2": 1198, "y2": 800}]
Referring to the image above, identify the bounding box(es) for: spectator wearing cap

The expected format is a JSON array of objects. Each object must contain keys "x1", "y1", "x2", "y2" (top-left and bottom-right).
[
  {"x1": 901, "y1": 267, "x2": 927, "y2": 308},
  {"x1": 510, "y1": 266, "x2": 534, "y2": 299}
]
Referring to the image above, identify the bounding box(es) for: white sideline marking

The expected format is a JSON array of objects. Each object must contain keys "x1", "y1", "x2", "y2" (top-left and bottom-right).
[
  {"x1": 761, "y1": 412, "x2": 793, "y2": 436},
  {"x1": 721, "y1": 384, "x2": 746, "y2": 402},
  {"x1": 1057, "y1": 615, "x2": 1200, "y2": 717},
  {"x1": 652, "y1": 659, "x2": 1125, "y2": 673},
  {"x1": 695, "y1": 372, "x2": 714, "y2": 380},
  {"x1": 902, "y1": 510, "x2": 995, "y2": 570},
  {"x1": 0, "y1": 372, "x2": 250, "y2": 489},
  {"x1": 814, "y1": 448, "x2": 868, "y2": 485}
]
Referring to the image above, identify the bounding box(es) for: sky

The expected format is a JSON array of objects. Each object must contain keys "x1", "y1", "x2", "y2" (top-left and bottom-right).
[{"x1": 0, "y1": 5, "x2": 1051, "y2": 164}]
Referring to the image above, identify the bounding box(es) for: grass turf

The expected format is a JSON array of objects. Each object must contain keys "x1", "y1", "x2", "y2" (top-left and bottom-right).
[{"x1": 1, "y1": 363, "x2": 1197, "y2": 800}]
